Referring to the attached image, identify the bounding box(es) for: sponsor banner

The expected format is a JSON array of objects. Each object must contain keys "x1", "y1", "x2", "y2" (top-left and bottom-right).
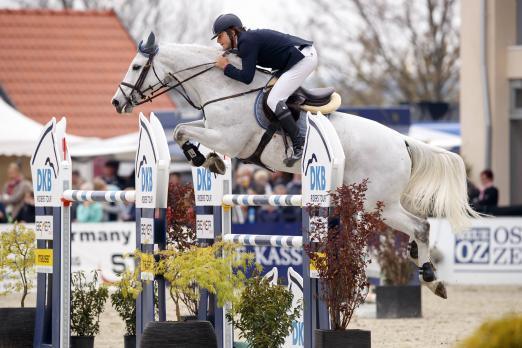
[
  {"x1": 140, "y1": 218, "x2": 154, "y2": 245},
  {"x1": 429, "y1": 218, "x2": 522, "y2": 284},
  {"x1": 35, "y1": 248, "x2": 53, "y2": 274},
  {"x1": 196, "y1": 214, "x2": 214, "y2": 239},
  {"x1": 35, "y1": 215, "x2": 53, "y2": 240}
]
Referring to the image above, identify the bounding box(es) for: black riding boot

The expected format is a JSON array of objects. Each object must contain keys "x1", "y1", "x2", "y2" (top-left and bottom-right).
[{"x1": 275, "y1": 101, "x2": 304, "y2": 166}]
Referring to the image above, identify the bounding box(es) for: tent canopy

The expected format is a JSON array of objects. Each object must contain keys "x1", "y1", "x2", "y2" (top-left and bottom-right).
[{"x1": 0, "y1": 98, "x2": 92, "y2": 156}]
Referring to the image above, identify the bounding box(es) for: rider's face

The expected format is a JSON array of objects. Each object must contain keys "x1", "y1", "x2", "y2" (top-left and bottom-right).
[{"x1": 217, "y1": 32, "x2": 231, "y2": 50}]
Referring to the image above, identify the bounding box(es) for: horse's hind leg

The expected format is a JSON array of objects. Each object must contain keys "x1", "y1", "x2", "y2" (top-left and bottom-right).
[{"x1": 382, "y1": 204, "x2": 448, "y2": 299}]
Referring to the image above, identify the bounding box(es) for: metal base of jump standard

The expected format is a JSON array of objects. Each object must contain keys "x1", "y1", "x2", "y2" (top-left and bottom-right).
[
  {"x1": 30, "y1": 113, "x2": 171, "y2": 348},
  {"x1": 192, "y1": 112, "x2": 346, "y2": 348}
]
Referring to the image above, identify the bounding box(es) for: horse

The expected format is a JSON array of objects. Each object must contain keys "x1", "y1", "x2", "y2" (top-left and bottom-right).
[{"x1": 112, "y1": 33, "x2": 479, "y2": 299}]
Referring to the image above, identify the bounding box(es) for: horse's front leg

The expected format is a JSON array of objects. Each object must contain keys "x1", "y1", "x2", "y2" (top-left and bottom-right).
[{"x1": 173, "y1": 123, "x2": 229, "y2": 174}]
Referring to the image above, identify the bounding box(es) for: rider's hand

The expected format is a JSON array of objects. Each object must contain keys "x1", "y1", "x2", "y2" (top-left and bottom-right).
[{"x1": 215, "y1": 56, "x2": 229, "y2": 70}]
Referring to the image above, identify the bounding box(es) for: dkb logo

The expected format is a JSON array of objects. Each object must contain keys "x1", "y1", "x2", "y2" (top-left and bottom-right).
[
  {"x1": 140, "y1": 166, "x2": 153, "y2": 192},
  {"x1": 196, "y1": 168, "x2": 212, "y2": 191},
  {"x1": 309, "y1": 165, "x2": 326, "y2": 191},
  {"x1": 36, "y1": 169, "x2": 52, "y2": 192}
]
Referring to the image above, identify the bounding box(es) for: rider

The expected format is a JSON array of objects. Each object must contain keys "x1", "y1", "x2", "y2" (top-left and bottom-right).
[{"x1": 213, "y1": 13, "x2": 317, "y2": 165}]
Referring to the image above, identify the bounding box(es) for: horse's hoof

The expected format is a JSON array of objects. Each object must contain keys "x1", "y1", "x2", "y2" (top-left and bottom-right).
[
  {"x1": 421, "y1": 280, "x2": 448, "y2": 299},
  {"x1": 435, "y1": 282, "x2": 448, "y2": 299},
  {"x1": 205, "y1": 154, "x2": 226, "y2": 175}
]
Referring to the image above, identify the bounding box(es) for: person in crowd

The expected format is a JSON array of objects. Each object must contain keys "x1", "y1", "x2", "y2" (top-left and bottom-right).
[
  {"x1": 477, "y1": 169, "x2": 499, "y2": 210},
  {"x1": 0, "y1": 202, "x2": 7, "y2": 223},
  {"x1": 71, "y1": 170, "x2": 84, "y2": 190},
  {"x1": 76, "y1": 182, "x2": 103, "y2": 223},
  {"x1": 14, "y1": 190, "x2": 35, "y2": 223},
  {"x1": 93, "y1": 177, "x2": 120, "y2": 221},
  {"x1": 119, "y1": 188, "x2": 136, "y2": 222},
  {"x1": 286, "y1": 174, "x2": 302, "y2": 195},
  {"x1": 102, "y1": 159, "x2": 127, "y2": 189},
  {"x1": 0, "y1": 162, "x2": 32, "y2": 222},
  {"x1": 274, "y1": 184, "x2": 299, "y2": 222},
  {"x1": 233, "y1": 164, "x2": 254, "y2": 194},
  {"x1": 252, "y1": 169, "x2": 272, "y2": 195}
]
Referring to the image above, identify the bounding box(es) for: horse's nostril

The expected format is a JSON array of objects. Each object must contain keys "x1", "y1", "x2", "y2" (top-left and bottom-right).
[{"x1": 112, "y1": 99, "x2": 120, "y2": 107}]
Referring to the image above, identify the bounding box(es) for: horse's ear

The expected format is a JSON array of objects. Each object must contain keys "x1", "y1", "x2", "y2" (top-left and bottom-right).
[
  {"x1": 145, "y1": 32, "x2": 155, "y2": 48},
  {"x1": 138, "y1": 31, "x2": 159, "y2": 56}
]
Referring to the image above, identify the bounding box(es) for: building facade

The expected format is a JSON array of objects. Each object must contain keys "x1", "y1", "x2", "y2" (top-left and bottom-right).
[{"x1": 461, "y1": 0, "x2": 522, "y2": 205}]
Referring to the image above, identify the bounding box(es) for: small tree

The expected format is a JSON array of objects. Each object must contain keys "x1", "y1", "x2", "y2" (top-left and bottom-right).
[
  {"x1": 70, "y1": 271, "x2": 109, "y2": 337},
  {"x1": 134, "y1": 242, "x2": 254, "y2": 320},
  {"x1": 306, "y1": 179, "x2": 385, "y2": 329},
  {"x1": 166, "y1": 182, "x2": 197, "y2": 252},
  {"x1": 226, "y1": 271, "x2": 302, "y2": 348},
  {"x1": 374, "y1": 228, "x2": 416, "y2": 286},
  {"x1": 0, "y1": 223, "x2": 35, "y2": 307},
  {"x1": 110, "y1": 269, "x2": 142, "y2": 336}
]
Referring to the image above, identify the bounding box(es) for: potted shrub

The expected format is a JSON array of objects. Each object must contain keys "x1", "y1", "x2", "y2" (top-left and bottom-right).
[
  {"x1": 373, "y1": 228, "x2": 421, "y2": 318},
  {"x1": 134, "y1": 242, "x2": 254, "y2": 347},
  {"x1": 70, "y1": 270, "x2": 109, "y2": 348},
  {"x1": 457, "y1": 314, "x2": 522, "y2": 348},
  {"x1": 0, "y1": 223, "x2": 36, "y2": 347},
  {"x1": 306, "y1": 180, "x2": 385, "y2": 348},
  {"x1": 111, "y1": 269, "x2": 142, "y2": 348},
  {"x1": 226, "y1": 270, "x2": 301, "y2": 348}
]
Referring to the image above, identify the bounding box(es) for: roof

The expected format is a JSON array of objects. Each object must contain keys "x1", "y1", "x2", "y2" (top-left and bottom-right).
[{"x1": 0, "y1": 9, "x2": 175, "y2": 138}]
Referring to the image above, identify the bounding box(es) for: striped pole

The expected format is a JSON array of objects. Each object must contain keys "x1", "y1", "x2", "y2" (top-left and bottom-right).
[
  {"x1": 223, "y1": 234, "x2": 303, "y2": 249},
  {"x1": 62, "y1": 190, "x2": 136, "y2": 203},
  {"x1": 222, "y1": 194, "x2": 302, "y2": 207}
]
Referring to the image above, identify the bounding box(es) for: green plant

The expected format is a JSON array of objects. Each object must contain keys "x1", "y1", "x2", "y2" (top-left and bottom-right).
[
  {"x1": 134, "y1": 241, "x2": 254, "y2": 319},
  {"x1": 457, "y1": 314, "x2": 522, "y2": 348},
  {"x1": 374, "y1": 228, "x2": 416, "y2": 286},
  {"x1": 110, "y1": 269, "x2": 142, "y2": 336},
  {"x1": 306, "y1": 179, "x2": 385, "y2": 330},
  {"x1": 226, "y1": 271, "x2": 301, "y2": 348},
  {"x1": 70, "y1": 271, "x2": 109, "y2": 337},
  {"x1": 0, "y1": 223, "x2": 35, "y2": 307}
]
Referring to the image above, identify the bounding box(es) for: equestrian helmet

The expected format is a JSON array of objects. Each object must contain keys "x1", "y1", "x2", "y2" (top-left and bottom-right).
[{"x1": 211, "y1": 13, "x2": 242, "y2": 39}]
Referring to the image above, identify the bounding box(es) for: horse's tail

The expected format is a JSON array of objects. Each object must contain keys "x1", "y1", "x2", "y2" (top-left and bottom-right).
[{"x1": 401, "y1": 136, "x2": 479, "y2": 232}]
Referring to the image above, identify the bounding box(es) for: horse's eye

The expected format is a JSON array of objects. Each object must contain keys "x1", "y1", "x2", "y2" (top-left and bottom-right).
[{"x1": 132, "y1": 64, "x2": 142, "y2": 71}]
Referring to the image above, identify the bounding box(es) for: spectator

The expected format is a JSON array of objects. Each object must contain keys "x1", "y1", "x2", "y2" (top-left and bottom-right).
[
  {"x1": 14, "y1": 190, "x2": 35, "y2": 223},
  {"x1": 0, "y1": 162, "x2": 32, "y2": 222},
  {"x1": 76, "y1": 182, "x2": 103, "y2": 223},
  {"x1": 478, "y1": 169, "x2": 499, "y2": 209},
  {"x1": 169, "y1": 172, "x2": 181, "y2": 186},
  {"x1": 252, "y1": 169, "x2": 272, "y2": 195},
  {"x1": 120, "y1": 189, "x2": 136, "y2": 221},
  {"x1": 274, "y1": 184, "x2": 299, "y2": 222},
  {"x1": 0, "y1": 202, "x2": 7, "y2": 223},
  {"x1": 286, "y1": 174, "x2": 302, "y2": 195},
  {"x1": 71, "y1": 170, "x2": 85, "y2": 190},
  {"x1": 102, "y1": 160, "x2": 127, "y2": 190},
  {"x1": 233, "y1": 164, "x2": 254, "y2": 194},
  {"x1": 93, "y1": 177, "x2": 121, "y2": 221}
]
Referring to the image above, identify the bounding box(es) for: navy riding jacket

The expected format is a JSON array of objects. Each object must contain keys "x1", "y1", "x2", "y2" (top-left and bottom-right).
[{"x1": 224, "y1": 29, "x2": 313, "y2": 84}]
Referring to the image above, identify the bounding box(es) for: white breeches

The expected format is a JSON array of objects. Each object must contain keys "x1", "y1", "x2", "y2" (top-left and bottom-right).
[{"x1": 267, "y1": 45, "x2": 318, "y2": 112}]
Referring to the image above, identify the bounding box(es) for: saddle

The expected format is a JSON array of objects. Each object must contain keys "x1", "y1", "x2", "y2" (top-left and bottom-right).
[
  {"x1": 262, "y1": 78, "x2": 342, "y2": 122},
  {"x1": 239, "y1": 79, "x2": 342, "y2": 170}
]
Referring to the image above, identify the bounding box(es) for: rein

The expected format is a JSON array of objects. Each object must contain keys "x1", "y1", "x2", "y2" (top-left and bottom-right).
[{"x1": 119, "y1": 51, "x2": 270, "y2": 111}]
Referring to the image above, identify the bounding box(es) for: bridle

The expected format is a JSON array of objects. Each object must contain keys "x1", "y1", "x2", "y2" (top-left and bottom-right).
[{"x1": 118, "y1": 48, "x2": 269, "y2": 112}]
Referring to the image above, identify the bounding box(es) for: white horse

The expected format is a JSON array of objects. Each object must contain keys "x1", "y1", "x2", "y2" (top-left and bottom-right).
[{"x1": 112, "y1": 33, "x2": 479, "y2": 299}]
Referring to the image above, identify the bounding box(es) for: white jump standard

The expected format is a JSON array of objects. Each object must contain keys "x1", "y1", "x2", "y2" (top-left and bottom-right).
[
  {"x1": 31, "y1": 113, "x2": 170, "y2": 348},
  {"x1": 193, "y1": 114, "x2": 345, "y2": 348}
]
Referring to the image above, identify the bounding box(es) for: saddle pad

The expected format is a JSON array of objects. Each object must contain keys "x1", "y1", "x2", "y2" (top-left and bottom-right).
[{"x1": 254, "y1": 90, "x2": 308, "y2": 139}]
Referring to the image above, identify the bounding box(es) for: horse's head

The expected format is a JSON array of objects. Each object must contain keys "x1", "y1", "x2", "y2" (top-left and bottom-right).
[{"x1": 112, "y1": 32, "x2": 167, "y2": 113}]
